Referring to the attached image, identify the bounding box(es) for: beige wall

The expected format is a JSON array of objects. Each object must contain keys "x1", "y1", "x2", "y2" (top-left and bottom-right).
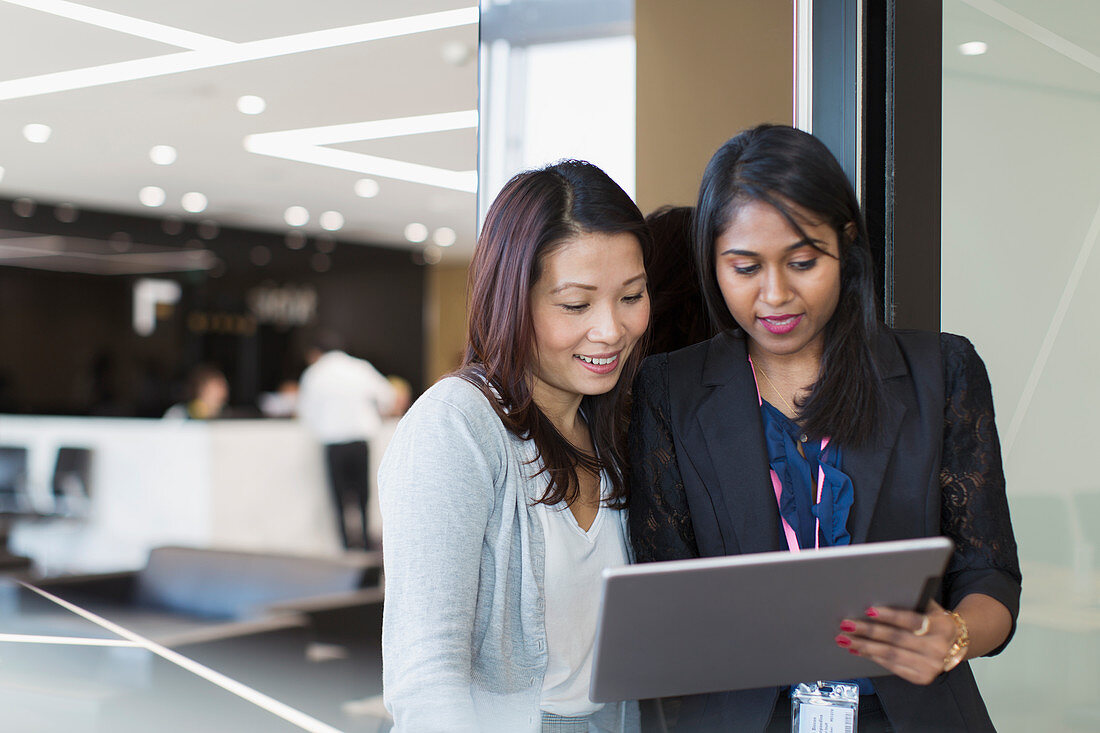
[
  {"x1": 424, "y1": 263, "x2": 470, "y2": 388},
  {"x1": 635, "y1": 0, "x2": 794, "y2": 213}
]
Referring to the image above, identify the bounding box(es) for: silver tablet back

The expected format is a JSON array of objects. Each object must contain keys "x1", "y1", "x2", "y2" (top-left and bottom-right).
[{"x1": 590, "y1": 537, "x2": 953, "y2": 702}]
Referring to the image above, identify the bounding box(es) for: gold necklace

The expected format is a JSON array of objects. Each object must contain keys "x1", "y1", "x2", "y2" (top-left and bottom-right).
[{"x1": 752, "y1": 360, "x2": 797, "y2": 416}]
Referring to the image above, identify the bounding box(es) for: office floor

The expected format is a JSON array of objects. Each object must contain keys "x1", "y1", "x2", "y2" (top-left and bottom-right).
[{"x1": 0, "y1": 579, "x2": 391, "y2": 733}]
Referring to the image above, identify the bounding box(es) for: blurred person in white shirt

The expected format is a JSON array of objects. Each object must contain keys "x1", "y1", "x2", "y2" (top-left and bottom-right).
[{"x1": 298, "y1": 331, "x2": 397, "y2": 550}]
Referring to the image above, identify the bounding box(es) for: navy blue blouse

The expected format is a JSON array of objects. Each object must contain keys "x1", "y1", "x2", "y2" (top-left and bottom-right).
[
  {"x1": 760, "y1": 400, "x2": 874, "y2": 695},
  {"x1": 760, "y1": 400, "x2": 854, "y2": 550}
]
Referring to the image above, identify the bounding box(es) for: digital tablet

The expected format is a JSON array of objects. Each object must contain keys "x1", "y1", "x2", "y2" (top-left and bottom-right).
[{"x1": 589, "y1": 536, "x2": 953, "y2": 702}]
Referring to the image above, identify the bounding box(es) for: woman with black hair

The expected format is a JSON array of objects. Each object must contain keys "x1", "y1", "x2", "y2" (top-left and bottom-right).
[
  {"x1": 628, "y1": 125, "x2": 1020, "y2": 732},
  {"x1": 644, "y1": 206, "x2": 712, "y2": 354},
  {"x1": 380, "y1": 160, "x2": 649, "y2": 732}
]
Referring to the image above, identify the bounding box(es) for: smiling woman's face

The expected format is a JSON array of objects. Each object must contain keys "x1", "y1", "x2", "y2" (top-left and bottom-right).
[
  {"x1": 714, "y1": 199, "x2": 842, "y2": 362},
  {"x1": 528, "y1": 231, "x2": 648, "y2": 413}
]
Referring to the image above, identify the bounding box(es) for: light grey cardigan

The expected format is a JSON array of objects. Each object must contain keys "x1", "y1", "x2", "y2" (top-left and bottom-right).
[{"x1": 378, "y1": 376, "x2": 639, "y2": 733}]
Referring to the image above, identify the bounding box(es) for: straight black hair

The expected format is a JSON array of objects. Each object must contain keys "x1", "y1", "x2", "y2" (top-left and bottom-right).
[
  {"x1": 645, "y1": 206, "x2": 713, "y2": 354},
  {"x1": 693, "y1": 124, "x2": 884, "y2": 447},
  {"x1": 461, "y1": 160, "x2": 651, "y2": 507}
]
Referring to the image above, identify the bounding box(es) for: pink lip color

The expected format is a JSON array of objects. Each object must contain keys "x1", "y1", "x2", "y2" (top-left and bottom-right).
[
  {"x1": 575, "y1": 353, "x2": 619, "y2": 375},
  {"x1": 758, "y1": 314, "x2": 803, "y2": 335}
]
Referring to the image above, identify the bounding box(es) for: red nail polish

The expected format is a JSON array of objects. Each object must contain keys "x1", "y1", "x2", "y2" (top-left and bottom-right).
[
  {"x1": 865, "y1": 607, "x2": 879, "y2": 618},
  {"x1": 848, "y1": 648, "x2": 860, "y2": 655},
  {"x1": 840, "y1": 621, "x2": 856, "y2": 632},
  {"x1": 835, "y1": 635, "x2": 851, "y2": 647}
]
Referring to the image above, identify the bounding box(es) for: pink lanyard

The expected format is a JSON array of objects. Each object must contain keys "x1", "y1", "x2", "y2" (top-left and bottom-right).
[{"x1": 748, "y1": 356, "x2": 829, "y2": 553}]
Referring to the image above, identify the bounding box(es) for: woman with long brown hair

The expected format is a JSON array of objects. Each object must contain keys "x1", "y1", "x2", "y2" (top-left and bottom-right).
[{"x1": 379, "y1": 160, "x2": 650, "y2": 732}]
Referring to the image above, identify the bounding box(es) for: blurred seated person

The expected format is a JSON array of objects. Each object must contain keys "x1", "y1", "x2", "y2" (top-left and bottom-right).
[
  {"x1": 645, "y1": 205, "x2": 713, "y2": 354},
  {"x1": 163, "y1": 365, "x2": 229, "y2": 420}
]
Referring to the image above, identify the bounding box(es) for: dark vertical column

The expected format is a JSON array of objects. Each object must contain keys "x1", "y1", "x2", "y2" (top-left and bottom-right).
[
  {"x1": 864, "y1": 1, "x2": 942, "y2": 330},
  {"x1": 814, "y1": 1, "x2": 942, "y2": 329},
  {"x1": 862, "y1": 0, "x2": 888, "y2": 318}
]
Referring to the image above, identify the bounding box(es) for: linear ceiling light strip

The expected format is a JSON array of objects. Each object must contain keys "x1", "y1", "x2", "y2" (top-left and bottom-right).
[
  {"x1": 1, "y1": 0, "x2": 234, "y2": 50},
  {"x1": 246, "y1": 138, "x2": 477, "y2": 193},
  {"x1": 248, "y1": 110, "x2": 480, "y2": 147},
  {"x1": 241, "y1": 110, "x2": 478, "y2": 191},
  {"x1": 0, "y1": 5, "x2": 479, "y2": 101}
]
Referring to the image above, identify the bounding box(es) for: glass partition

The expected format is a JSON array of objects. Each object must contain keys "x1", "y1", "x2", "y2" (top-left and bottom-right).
[
  {"x1": 477, "y1": 0, "x2": 635, "y2": 222},
  {"x1": 942, "y1": 1, "x2": 1100, "y2": 729}
]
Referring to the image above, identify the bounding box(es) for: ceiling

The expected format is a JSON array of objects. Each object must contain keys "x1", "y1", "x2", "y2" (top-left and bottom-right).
[
  {"x1": 943, "y1": 0, "x2": 1098, "y2": 96},
  {"x1": 0, "y1": 0, "x2": 479, "y2": 261}
]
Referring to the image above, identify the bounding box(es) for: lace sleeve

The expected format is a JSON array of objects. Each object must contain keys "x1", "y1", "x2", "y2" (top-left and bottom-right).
[
  {"x1": 939, "y1": 334, "x2": 1022, "y2": 654},
  {"x1": 628, "y1": 355, "x2": 700, "y2": 563}
]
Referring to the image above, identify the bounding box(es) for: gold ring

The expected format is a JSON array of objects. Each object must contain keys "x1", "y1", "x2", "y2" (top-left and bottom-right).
[{"x1": 913, "y1": 615, "x2": 931, "y2": 636}]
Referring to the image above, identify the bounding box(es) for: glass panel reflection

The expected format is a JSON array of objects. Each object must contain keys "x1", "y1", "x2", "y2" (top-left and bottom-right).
[{"x1": 942, "y1": 1, "x2": 1100, "y2": 731}]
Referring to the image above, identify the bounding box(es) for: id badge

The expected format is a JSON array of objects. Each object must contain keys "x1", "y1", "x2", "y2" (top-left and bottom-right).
[{"x1": 791, "y1": 681, "x2": 858, "y2": 733}]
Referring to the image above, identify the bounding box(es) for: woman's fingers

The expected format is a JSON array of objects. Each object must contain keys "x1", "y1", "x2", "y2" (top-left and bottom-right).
[
  {"x1": 835, "y1": 605, "x2": 957, "y2": 685},
  {"x1": 865, "y1": 605, "x2": 927, "y2": 632},
  {"x1": 839, "y1": 616, "x2": 950, "y2": 652},
  {"x1": 845, "y1": 637, "x2": 942, "y2": 685}
]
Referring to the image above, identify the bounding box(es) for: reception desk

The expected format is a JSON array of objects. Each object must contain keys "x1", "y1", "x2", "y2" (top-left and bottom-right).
[{"x1": 0, "y1": 416, "x2": 396, "y2": 574}]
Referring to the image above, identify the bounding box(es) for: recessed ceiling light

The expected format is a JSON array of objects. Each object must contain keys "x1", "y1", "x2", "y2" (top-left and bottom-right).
[
  {"x1": 354, "y1": 178, "x2": 380, "y2": 198},
  {"x1": 440, "y1": 40, "x2": 474, "y2": 67},
  {"x1": 12, "y1": 198, "x2": 35, "y2": 217},
  {"x1": 237, "y1": 95, "x2": 266, "y2": 115},
  {"x1": 319, "y1": 211, "x2": 344, "y2": 231},
  {"x1": 423, "y1": 245, "x2": 443, "y2": 265},
  {"x1": 139, "y1": 186, "x2": 166, "y2": 207},
  {"x1": 284, "y1": 206, "x2": 309, "y2": 227},
  {"x1": 250, "y1": 245, "x2": 272, "y2": 266},
  {"x1": 958, "y1": 41, "x2": 988, "y2": 56},
  {"x1": 162, "y1": 216, "x2": 184, "y2": 235},
  {"x1": 150, "y1": 145, "x2": 177, "y2": 165},
  {"x1": 198, "y1": 220, "x2": 219, "y2": 239},
  {"x1": 404, "y1": 223, "x2": 428, "y2": 243},
  {"x1": 23, "y1": 123, "x2": 51, "y2": 143},
  {"x1": 181, "y1": 192, "x2": 208, "y2": 213},
  {"x1": 285, "y1": 230, "x2": 307, "y2": 250},
  {"x1": 433, "y1": 227, "x2": 457, "y2": 247},
  {"x1": 54, "y1": 203, "x2": 79, "y2": 223}
]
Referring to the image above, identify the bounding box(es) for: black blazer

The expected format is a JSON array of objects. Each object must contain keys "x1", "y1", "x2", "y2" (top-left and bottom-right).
[{"x1": 628, "y1": 329, "x2": 1021, "y2": 733}]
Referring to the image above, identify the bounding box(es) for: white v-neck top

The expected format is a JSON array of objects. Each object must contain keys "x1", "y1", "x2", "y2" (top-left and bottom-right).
[{"x1": 535, "y1": 469, "x2": 630, "y2": 717}]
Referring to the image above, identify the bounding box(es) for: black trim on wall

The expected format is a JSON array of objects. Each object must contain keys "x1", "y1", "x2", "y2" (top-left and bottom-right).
[
  {"x1": 880, "y1": 0, "x2": 942, "y2": 331},
  {"x1": 863, "y1": 0, "x2": 888, "y2": 319},
  {"x1": 814, "y1": 0, "x2": 942, "y2": 330},
  {"x1": 0, "y1": 199, "x2": 426, "y2": 416}
]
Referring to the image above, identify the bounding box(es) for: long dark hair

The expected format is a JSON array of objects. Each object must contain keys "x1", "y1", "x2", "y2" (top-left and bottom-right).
[
  {"x1": 645, "y1": 206, "x2": 713, "y2": 354},
  {"x1": 462, "y1": 160, "x2": 651, "y2": 507},
  {"x1": 694, "y1": 124, "x2": 883, "y2": 447}
]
